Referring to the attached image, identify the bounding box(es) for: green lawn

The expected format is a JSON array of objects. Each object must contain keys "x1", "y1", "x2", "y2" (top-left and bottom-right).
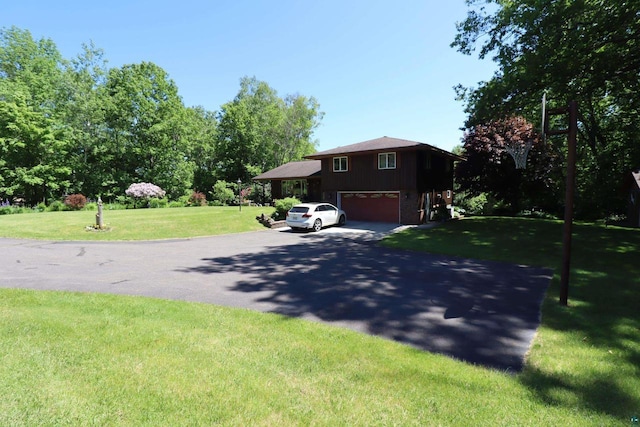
[
  {"x1": 1, "y1": 214, "x2": 639, "y2": 425},
  {"x1": 0, "y1": 206, "x2": 268, "y2": 240},
  {"x1": 384, "y1": 217, "x2": 640, "y2": 425}
]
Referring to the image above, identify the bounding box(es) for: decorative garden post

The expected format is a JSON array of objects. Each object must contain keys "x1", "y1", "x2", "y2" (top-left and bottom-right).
[{"x1": 96, "y1": 197, "x2": 104, "y2": 229}]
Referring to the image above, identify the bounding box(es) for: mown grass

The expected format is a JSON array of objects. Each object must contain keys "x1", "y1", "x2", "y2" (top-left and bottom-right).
[
  {"x1": 0, "y1": 289, "x2": 616, "y2": 426},
  {"x1": 0, "y1": 206, "x2": 268, "y2": 240},
  {"x1": 0, "y1": 215, "x2": 638, "y2": 425},
  {"x1": 384, "y1": 217, "x2": 640, "y2": 425}
]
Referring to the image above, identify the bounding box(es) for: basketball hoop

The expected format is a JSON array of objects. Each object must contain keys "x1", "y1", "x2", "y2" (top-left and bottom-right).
[{"x1": 505, "y1": 139, "x2": 532, "y2": 169}]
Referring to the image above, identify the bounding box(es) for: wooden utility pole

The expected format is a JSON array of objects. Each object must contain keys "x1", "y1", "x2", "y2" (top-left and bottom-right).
[
  {"x1": 559, "y1": 100, "x2": 578, "y2": 305},
  {"x1": 544, "y1": 100, "x2": 578, "y2": 306}
]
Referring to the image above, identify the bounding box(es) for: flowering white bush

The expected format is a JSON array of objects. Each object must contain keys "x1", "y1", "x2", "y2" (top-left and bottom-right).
[{"x1": 125, "y1": 182, "x2": 166, "y2": 199}]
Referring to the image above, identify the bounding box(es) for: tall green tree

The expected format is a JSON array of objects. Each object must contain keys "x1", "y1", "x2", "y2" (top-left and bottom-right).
[
  {"x1": 216, "y1": 77, "x2": 322, "y2": 183},
  {"x1": 103, "y1": 62, "x2": 193, "y2": 199},
  {"x1": 453, "y1": 0, "x2": 640, "y2": 218},
  {"x1": 0, "y1": 85, "x2": 70, "y2": 204},
  {"x1": 0, "y1": 27, "x2": 71, "y2": 204},
  {"x1": 273, "y1": 94, "x2": 322, "y2": 167},
  {"x1": 0, "y1": 26, "x2": 66, "y2": 112},
  {"x1": 185, "y1": 106, "x2": 218, "y2": 194},
  {"x1": 61, "y1": 42, "x2": 111, "y2": 198},
  {"x1": 216, "y1": 77, "x2": 283, "y2": 182}
]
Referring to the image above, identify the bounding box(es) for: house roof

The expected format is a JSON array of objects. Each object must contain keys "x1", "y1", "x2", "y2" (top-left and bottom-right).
[
  {"x1": 622, "y1": 168, "x2": 640, "y2": 192},
  {"x1": 630, "y1": 169, "x2": 640, "y2": 191},
  {"x1": 305, "y1": 136, "x2": 464, "y2": 161},
  {"x1": 253, "y1": 160, "x2": 321, "y2": 181}
]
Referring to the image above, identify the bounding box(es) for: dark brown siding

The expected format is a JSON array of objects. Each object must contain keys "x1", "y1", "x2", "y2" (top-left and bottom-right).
[
  {"x1": 318, "y1": 149, "x2": 456, "y2": 224},
  {"x1": 321, "y1": 152, "x2": 417, "y2": 192},
  {"x1": 308, "y1": 178, "x2": 321, "y2": 202},
  {"x1": 271, "y1": 181, "x2": 283, "y2": 199},
  {"x1": 416, "y1": 151, "x2": 454, "y2": 192}
]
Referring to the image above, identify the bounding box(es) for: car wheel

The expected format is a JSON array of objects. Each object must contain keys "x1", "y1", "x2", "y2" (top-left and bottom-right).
[
  {"x1": 312, "y1": 218, "x2": 322, "y2": 232},
  {"x1": 338, "y1": 215, "x2": 346, "y2": 226}
]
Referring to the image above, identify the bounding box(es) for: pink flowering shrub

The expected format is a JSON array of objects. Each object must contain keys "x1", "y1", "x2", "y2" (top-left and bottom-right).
[
  {"x1": 125, "y1": 183, "x2": 166, "y2": 199},
  {"x1": 240, "y1": 187, "x2": 252, "y2": 200},
  {"x1": 239, "y1": 187, "x2": 253, "y2": 205}
]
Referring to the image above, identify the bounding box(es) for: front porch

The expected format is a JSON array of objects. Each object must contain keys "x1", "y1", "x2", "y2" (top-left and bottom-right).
[{"x1": 253, "y1": 160, "x2": 322, "y2": 203}]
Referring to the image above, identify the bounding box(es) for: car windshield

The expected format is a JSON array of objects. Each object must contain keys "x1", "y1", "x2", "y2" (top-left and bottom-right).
[{"x1": 289, "y1": 206, "x2": 309, "y2": 213}]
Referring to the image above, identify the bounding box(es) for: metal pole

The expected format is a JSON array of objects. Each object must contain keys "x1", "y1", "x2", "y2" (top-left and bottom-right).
[
  {"x1": 237, "y1": 179, "x2": 242, "y2": 212},
  {"x1": 559, "y1": 100, "x2": 578, "y2": 306}
]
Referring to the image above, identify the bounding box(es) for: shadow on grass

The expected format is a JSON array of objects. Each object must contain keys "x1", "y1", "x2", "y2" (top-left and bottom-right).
[
  {"x1": 178, "y1": 231, "x2": 552, "y2": 372},
  {"x1": 385, "y1": 217, "x2": 640, "y2": 420},
  {"x1": 521, "y1": 365, "x2": 640, "y2": 420},
  {"x1": 522, "y1": 224, "x2": 640, "y2": 420},
  {"x1": 522, "y1": 290, "x2": 640, "y2": 420}
]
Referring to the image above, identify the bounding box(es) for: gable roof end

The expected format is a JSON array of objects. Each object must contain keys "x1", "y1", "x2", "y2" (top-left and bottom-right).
[{"x1": 631, "y1": 169, "x2": 640, "y2": 191}]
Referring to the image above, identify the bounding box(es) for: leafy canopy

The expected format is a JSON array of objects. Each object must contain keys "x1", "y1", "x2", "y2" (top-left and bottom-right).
[
  {"x1": 0, "y1": 27, "x2": 323, "y2": 206},
  {"x1": 452, "y1": 0, "x2": 640, "y2": 218},
  {"x1": 216, "y1": 76, "x2": 323, "y2": 183},
  {"x1": 456, "y1": 116, "x2": 559, "y2": 214}
]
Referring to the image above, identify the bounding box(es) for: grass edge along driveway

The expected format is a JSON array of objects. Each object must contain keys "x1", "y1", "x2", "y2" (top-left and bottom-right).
[
  {"x1": 0, "y1": 215, "x2": 638, "y2": 425},
  {"x1": 0, "y1": 206, "x2": 268, "y2": 240},
  {"x1": 383, "y1": 217, "x2": 640, "y2": 426}
]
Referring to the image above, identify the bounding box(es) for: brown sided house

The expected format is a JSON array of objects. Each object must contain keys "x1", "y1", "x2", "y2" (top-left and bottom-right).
[
  {"x1": 624, "y1": 168, "x2": 640, "y2": 227},
  {"x1": 254, "y1": 136, "x2": 463, "y2": 225}
]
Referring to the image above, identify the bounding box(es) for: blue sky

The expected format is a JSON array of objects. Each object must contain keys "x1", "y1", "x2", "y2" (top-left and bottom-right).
[{"x1": 3, "y1": 1, "x2": 496, "y2": 153}]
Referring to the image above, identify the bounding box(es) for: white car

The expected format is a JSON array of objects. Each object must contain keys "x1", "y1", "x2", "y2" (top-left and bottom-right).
[{"x1": 286, "y1": 202, "x2": 347, "y2": 232}]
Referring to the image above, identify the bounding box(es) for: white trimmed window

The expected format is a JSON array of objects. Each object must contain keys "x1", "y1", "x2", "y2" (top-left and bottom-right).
[
  {"x1": 378, "y1": 152, "x2": 396, "y2": 169},
  {"x1": 333, "y1": 156, "x2": 348, "y2": 172}
]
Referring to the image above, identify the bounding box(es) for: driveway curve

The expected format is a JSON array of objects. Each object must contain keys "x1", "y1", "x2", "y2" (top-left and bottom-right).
[{"x1": 0, "y1": 222, "x2": 552, "y2": 372}]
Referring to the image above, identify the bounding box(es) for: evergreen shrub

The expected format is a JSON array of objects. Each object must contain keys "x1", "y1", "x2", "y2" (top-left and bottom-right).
[
  {"x1": 273, "y1": 197, "x2": 300, "y2": 220},
  {"x1": 149, "y1": 197, "x2": 169, "y2": 208},
  {"x1": 48, "y1": 201, "x2": 66, "y2": 212}
]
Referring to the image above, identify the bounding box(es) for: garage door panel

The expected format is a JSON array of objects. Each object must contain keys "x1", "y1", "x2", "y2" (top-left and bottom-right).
[{"x1": 340, "y1": 192, "x2": 399, "y2": 223}]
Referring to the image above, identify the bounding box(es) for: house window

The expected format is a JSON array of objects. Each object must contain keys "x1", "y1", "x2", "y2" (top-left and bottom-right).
[
  {"x1": 282, "y1": 180, "x2": 308, "y2": 199},
  {"x1": 378, "y1": 152, "x2": 396, "y2": 169},
  {"x1": 333, "y1": 156, "x2": 348, "y2": 172}
]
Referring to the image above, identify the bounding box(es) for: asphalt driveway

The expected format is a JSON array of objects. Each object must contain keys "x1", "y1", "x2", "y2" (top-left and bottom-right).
[{"x1": 0, "y1": 222, "x2": 552, "y2": 371}]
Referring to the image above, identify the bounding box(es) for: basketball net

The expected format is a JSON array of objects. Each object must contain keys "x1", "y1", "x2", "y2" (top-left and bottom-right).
[{"x1": 504, "y1": 140, "x2": 532, "y2": 169}]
